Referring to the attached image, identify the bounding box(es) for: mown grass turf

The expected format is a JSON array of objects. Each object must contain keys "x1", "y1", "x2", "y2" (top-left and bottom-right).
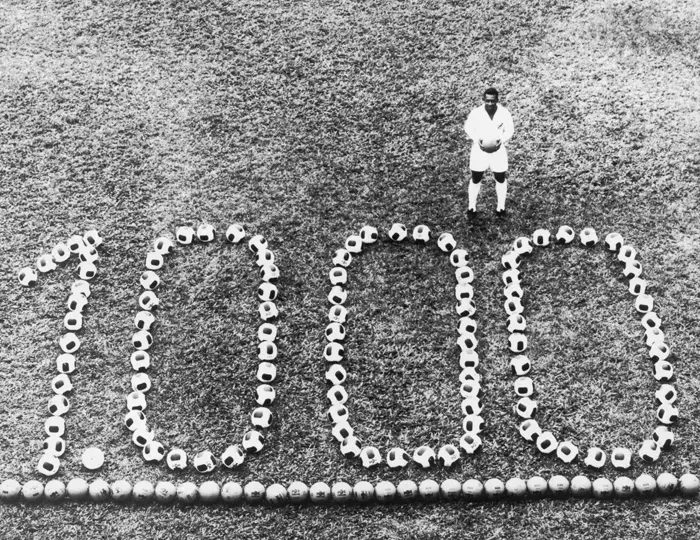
[{"x1": 1, "y1": 0, "x2": 700, "y2": 538}]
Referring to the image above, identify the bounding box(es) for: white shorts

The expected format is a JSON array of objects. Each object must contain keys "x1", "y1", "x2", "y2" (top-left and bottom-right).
[{"x1": 469, "y1": 144, "x2": 508, "y2": 173}]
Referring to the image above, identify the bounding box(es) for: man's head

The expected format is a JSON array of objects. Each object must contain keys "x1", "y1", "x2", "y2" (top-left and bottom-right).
[{"x1": 483, "y1": 88, "x2": 499, "y2": 114}]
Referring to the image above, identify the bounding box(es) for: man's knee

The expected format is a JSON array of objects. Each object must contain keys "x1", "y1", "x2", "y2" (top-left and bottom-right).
[
  {"x1": 470, "y1": 170, "x2": 484, "y2": 184},
  {"x1": 494, "y1": 171, "x2": 507, "y2": 183}
]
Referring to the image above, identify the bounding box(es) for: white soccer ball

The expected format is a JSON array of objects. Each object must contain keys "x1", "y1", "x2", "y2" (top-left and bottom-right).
[
  {"x1": 255, "y1": 248, "x2": 275, "y2": 267},
  {"x1": 456, "y1": 266, "x2": 475, "y2": 284},
  {"x1": 327, "y1": 404, "x2": 349, "y2": 424},
  {"x1": 257, "y1": 341, "x2": 278, "y2": 361},
  {"x1": 461, "y1": 479, "x2": 484, "y2": 501},
  {"x1": 580, "y1": 227, "x2": 598, "y2": 247},
  {"x1": 514, "y1": 397, "x2": 537, "y2": 419},
  {"x1": 67, "y1": 292, "x2": 88, "y2": 312},
  {"x1": 375, "y1": 481, "x2": 397, "y2": 503},
  {"x1": 591, "y1": 478, "x2": 613, "y2": 499},
  {"x1": 327, "y1": 385, "x2": 348, "y2": 406},
  {"x1": 143, "y1": 441, "x2": 166, "y2": 462},
  {"x1": 56, "y1": 353, "x2": 76, "y2": 374},
  {"x1": 221, "y1": 444, "x2": 246, "y2": 469},
  {"x1": 51, "y1": 243, "x2": 71, "y2": 264},
  {"x1": 37, "y1": 452, "x2": 61, "y2": 477},
  {"x1": 388, "y1": 223, "x2": 408, "y2": 242},
  {"x1": 59, "y1": 332, "x2": 81, "y2": 353},
  {"x1": 196, "y1": 224, "x2": 216, "y2": 242},
  {"x1": 256, "y1": 362, "x2": 277, "y2": 383},
  {"x1": 656, "y1": 472, "x2": 678, "y2": 495},
  {"x1": 386, "y1": 447, "x2": 410, "y2": 468},
  {"x1": 635, "y1": 473, "x2": 657, "y2": 497},
  {"x1": 255, "y1": 384, "x2": 276, "y2": 406},
  {"x1": 138, "y1": 290, "x2": 160, "y2": 310},
  {"x1": 512, "y1": 236, "x2": 534, "y2": 256},
  {"x1": 325, "y1": 322, "x2": 346, "y2": 342},
  {"x1": 51, "y1": 373, "x2": 73, "y2": 395},
  {"x1": 570, "y1": 475, "x2": 593, "y2": 498},
  {"x1": 132, "y1": 481, "x2": 155, "y2": 504},
  {"x1": 548, "y1": 475, "x2": 570, "y2": 498},
  {"x1": 166, "y1": 448, "x2": 187, "y2": 471},
  {"x1": 43, "y1": 435, "x2": 66, "y2": 457},
  {"x1": 18, "y1": 267, "x2": 38, "y2": 287},
  {"x1": 413, "y1": 445, "x2": 436, "y2": 468},
  {"x1": 418, "y1": 479, "x2": 440, "y2": 501},
  {"x1": 140, "y1": 270, "x2": 161, "y2": 291},
  {"x1": 653, "y1": 426, "x2": 675, "y2": 450},
  {"x1": 332, "y1": 248, "x2": 352, "y2": 267},
  {"x1": 308, "y1": 482, "x2": 331, "y2": 503},
  {"x1": 130, "y1": 351, "x2": 151, "y2": 371},
  {"x1": 123, "y1": 410, "x2": 147, "y2": 432},
  {"x1": 44, "y1": 479, "x2": 66, "y2": 502},
  {"x1": 535, "y1": 431, "x2": 558, "y2": 455},
  {"x1": 483, "y1": 478, "x2": 505, "y2": 500},
  {"x1": 132, "y1": 330, "x2": 153, "y2": 351},
  {"x1": 37, "y1": 254, "x2": 57, "y2": 273},
  {"x1": 459, "y1": 432, "x2": 482, "y2": 454},
  {"x1": 604, "y1": 232, "x2": 624, "y2": 251},
  {"x1": 126, "y1": 391, "x2": 147, "y2": 411},
  {"x1": 134, "y1": 311, "x2": 156, "y2": 331},
  {"x1": 613, "y1": 476, "x2": 635, "y2": 499},
  {"x1": 225, "y1": 224, "x2": 246, "y2": 243},
  {"x1": 48, "y1": 395, "x2": 70, "y2": 416},
  {"x1": 176, "y1": 481, "x2": 199, "y2": 505},
  {"x1": 440, "y1": 479, "x2": 462, "y2": 501},
  {"x1": 154, "y1": 481, "x2": 177, "y2": 505},
  {"x1": 584, "y1": 447, "x2": 607, "y2": 469},
  {"x1": 251, "y1": 407, "x2": 273, "y2": 428},
  {"x1": 513, "y1": 376, "x2": 534, "y2": 397},
  {"x1": 131, "y1": 373, "x2": 151, "y2": 393},
  {"x1": 265, "y1": 483, "x2": 287, "y2": 506},
  {"x1": 532, "y1": 228, "x2": 551, "y2": 247},
  {"x1": 175, "y1": 226, "x2": 195, "y2": 244},
  {"x1": 519, "y1": 419, "x2": 541, "y2": 442},
  {"x1": 199, "y1": 481, "x2": 221, "y2": 504},
  {"x1": 242, "y1": 430, "x2": 265, "y2": 453},
  {"x1": 359, "y1": 225, "x2": 379, "y2": 244},
  {"x1": 353, "y1": 480, "x2": 375, "y2": 503},
  {"x1": 437, "y1": 444, "x2": 461, "y2": 467},
  {"x1": 526, "y1": 476, "x2": 548, "y2": 498},
  {"x1": 610, "y1": 447, "x2": 632, "y2": 469},
  {"x1": 345, "y1": 235, "x2": 363, "y2": 253},
  {"x1": 45, "y1": 416, "x2": 65, "y2": 437},
  {"x1": 331, "y1": 421, "x2": 353, "y2": 442},
  {"x1": 325, "y1": 364, "x2": 347, "y2": 386},
  {"x1": 323, "y1": 342, "x2": 345, "y2": 363},
  {"x1": 412, "y1": 225, "x2": 430, "y2": 243},
  {"x1": 260, "y1": 264, "x2": 280, "y2": 282},
  {"x1": 437, "y1": 232, "x2": 456, "y2": 252},
  {"x1": 193, "y1": 450, "x2": 218, "y2": 473},
  {"x1": 462, "y1": 414, "x2": 484, "y2": 434},
  {"x1": 258, "y1": 301, "x2": 279, "y2": 321},
  {"x1": 327, "y1": 285, "x2": 347, "y2": 305},
  {"x1": 555, "y1": 226, "x2": 575, "y2": 244},
  {"x1": 328, "y1": 267, "x2": 347, "y2": 286},
  {"x1": 287, "y1": 481, "x2": 309, "y2": 504},
  {"x1": 679, "y1": 474, "x2": 700, "y2": 497},
  {"x1": 340, "y1": 435, "x2": 361, "y2": 458},
  {"x1": 132, "y1": 426, "x2": 155, "y2": 448},
  {"x1": 21, "y1": 480, "x2": 45, "y2": 502}
]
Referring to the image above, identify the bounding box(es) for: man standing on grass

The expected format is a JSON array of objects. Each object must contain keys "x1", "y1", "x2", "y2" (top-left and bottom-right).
[{"x1": 464, "y1": 87, "x2": 514, "y2": 216}]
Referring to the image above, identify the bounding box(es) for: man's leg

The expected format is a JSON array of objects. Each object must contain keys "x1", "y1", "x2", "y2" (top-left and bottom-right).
[
  {"x1": 468, "y1": 170, "x2": 484, "y2": 212},
  {"x1": 494, "y1": 171, "x2": 507, "y2": 213}
]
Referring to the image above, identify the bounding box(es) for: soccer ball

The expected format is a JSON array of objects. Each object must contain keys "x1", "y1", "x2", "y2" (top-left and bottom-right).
[
  {"x1": 225, "y1": 224, "x2": 246, "y2": 243},
  {"x1": 138, "y1": 291, "x2": 160, "y2": 310},
  {"x1": 456, "y1": 299, "x2": 476, "y2": 317},
  {"x1": 257, "y1": 323, "x2": 278, "y2": 342},
  {"x1": 359, "y1": 446, "x2": 381, "y2": 468},
  {"x1": 327, "y1": 285, "x2": 347, "y2": 305},
  {"x1": 635, "y1": 293, "x2": 653, "y2": 313},
  {"x1": 613, "y1": 477, "x2": 635, "y2": 499},
  {"x1": 456, "y1": 266, "x2": 475, "y2": 284},
  {"x1": 656, "y1": 472, "x2": 678, "y2": 495},
  {"x1": 375, "y1": 481, "x2": 397, "y2": 503},
  {"x1": 308, "y1": 482, "x2": 331, "y2": 504},
  {"x1": 260, "y1": 264, "x2": 281, "y2": 282},
  {"x1": 459, "y1": 351, "x2": 479, "y2": 369},
  {"x1": 519, "y1": 419, "x2": 541, "y2": 442},
  {"x1": 83, "y1": 229, "x2": 103, "y2": 248},
  {"x1": 37, "y1": 254, "x2": 57, "y2": 273},
  {"x1": 629, "y1": 276, "x2": 647, "y2": 296},
  {"x1": 440, "y1": 479, "x2": 462, "y2": 501},
  {"x1": 340, "y1": 435, "x2": 361, "y2": 458},
  {"x1": 175, "y1": 226, "x2": 195, "y2": 245},
  {"x1": 459, "y1": 366, "x2": 480, "y2": 384},
  {"x1": 653, "y1": 426, "x2": 675, "y2": 449},
  {"x1": 249, "y1": 235, "x2": 270, "y2": 253},
  {"x1": 459, "y1": 432, "x2": 482, "y2": 454},
  {"x1": 548, "y1": 475, "x2": 570, "y2": 498},
  {"x1": 655, "y1": 384, "x2": 677, "y2": 404},
  {"x1": 513, "y1": 376, "x2": 534, "y2": 397},
  {"x1": 332, "y1": 248, "x2": 352, "y2": 267},
  {"x1": 457, "y1": 332, "x2": 478, "y2": 351},
  {"x1": 455, "y1": 283, "x2": 474, "y2": 302},
  {"x1": 56, "y1": 353, "x2": 76, "y2": 374},
  {"x1": 535, "y1": 431, "x2": 557, "y2": 454},
  {"x1": 265, "y1": 483, "x2": 287, "y2": 506},
  {"x1": 139, "y1": 270, "x2": 161, "y2": 291},
  {"x1": 502, "y1": 268, "x2": 519, "y2": 287},
  {"x1": 393, "y1": 480, "x2": 418, "y2": 501},
  {"x1": 130, "y1": 351, "x2": 151, "y2": 372},
  {"x1": 126, "y1": 390, "x2": 147, "y2": 411},
  {"x1": 132, "y1": 330, "x2": 153, "y2": 351},
  {"x1": 133, "y1": 311, "x2": 155, "y2": 332},
  {"x1": 196, "y1": 224, "x2": 216, "y2": 242},
  {"x1": 325, "y1": 364, "x2": 347, "y2": 386},
  {"x1": 438, "y1": 232, "x2": 457, "y2": 252},
  {"x1": 110, "y1": 480, "x2": 133, "y2": 503},
  {"x1": 623, "y1": 260, "x2": 643, "y2": 279},
  {"x1": 45, "y1": 416, "x2": 65, "y2": 436},
  {"x1": 166, "y1": 448, "x2": 187, "y2": 470},
  {"x1": 532, "y1": 229, "x2": 551, "y2": 247},
  {"x1": 460, "y1": 396, "x2": 483, "y2": 416},
  {"x1": 504, "y1": 477, "x2": 527, "y2": 500},
  {"x1": 251, "y1": 407, "x2": 273, "y2": 428},
  {"x1": 591, "y1": 478, "x2": 613, "y2": 499},
  {"x1": 331, "y1": 421, "x2": 353, "y2": 441},
  {"x1": 604, "y1": 232, "x2": 624, "y2": 251},
  {"x1": 678, "y1": 474, "x2": 700, "y2": 497},
  {"x1": 635, "y1": 474, "x2": 657, "y2": 497},
  {"x1": 610, "y1": 447, "x2": 632, "y2": 469},
  {"x1": 130, "y1": 481, "x2": 155, "y2": 504},
  {"x1": 193, "y1": 450, "x2": 218, "y2": 473},
  {"x1": 51, "y1": 243, "x2": 71, "y2": 264},
  {"x1": 412, "y1": 225, "x2": 430, "y2": 243},
  {"x1": 460, "y1": 380, "x2": 481, "y2": 399},
  {"x1": 504, "y1": 282, "x2": 524, "y2": 300},
  {"x1": 256, "y1": 362, "x2": 277, "y2": 382},
  {"x1": 154, "y1": 481, "x2": 177, "y2": 505},
  {"x1": 504, "y1": 297, "x2": 524, "y2": 316},
  {"x1": 526, "y1": 476, "x2": 548, "y2": 498},
  {"x1": 18, "y1": 267, "x2": 38, "y2": 287},
  {"x1": 327, "y1": 404, "x2": 349, "y2": 424},
  {"x1": 243, "y1": 430, "x2": 265, "y2": 453},
  {"x1": 359, "y1": 225, "x2": 379, "y2": 244},
  {"x1": 258, "y1": 301, "x2": 279, "y2": 321},
  {"x1": 323, "y1": 342, "x2": 345, "y2": 363},
  {"x1": 59, "y1": 332, "x2": 81, "y2": 353},
  {"x1": 387, "y1": 447, "x2": 410, "y2": 468},
  {"x1": 199, "y1": 481, "x2": 221, "y2": 504},
  {"x1": 221, "y1": 444, "x2": 246, "y2": 469},
  {"x1": 650, "y1": 341, "x2": 670, "y2": 362},
  {"x1": 48, "y1": 395, "x2": 70, "y2": 416},
  {"x1": 37, "y1": 452, "x2": 61, "y2": 477},
  {"x1": 67, "y1": 292, "x2": 88, "y2": 312},
  {"x1": 124, "y1": 410, "x2": 147, "y2": 432},
  {"x1": 509, "y1": 355, "x2": 531, "y2": 376},
  {"x1": 129, "y1": 373, "x2": 151, "y2": 393},
  {"x1": 43, "y1": 435, "x2": 66, "y2": 457},
  {"x1": 418, "y1": 479, "x2": 440, "y2": 501},
  {"x1": 461, "y1": 479, "x2": 484, "y2": 501},
  {"x1": 617, "y1": 244, "x2": 637, "y2": 263},
  {"x1": 143, "y1": 441, "x2": 166, "y2": 462},
  {"x1": 325, "y1": 322, "x2": 346, "y2": 342},
  {"x1": 448, "y1": 250, "x2": 470, "y2": 271},
  {"x1": 353, "y1": 481, "x2": 375, "y2": 503},
  {"x1": 512, "y1": 236, "x2": 534, "y2": 256},
  {"x1": 255, "y1": 384, "x2": 276, "y2": 406},
  {"x1": 570, "y1": 476, "x2": 592, "y2": 498},
  {"x1": 132, "y1": 426, "x2": 155, "y2": 447},
  {"x1": 66, "y1": 478, "x2": 90, "y2": 501},
  {"x1": 388, "y1": 223, "x2": 408, "y2": 242},
  {"x1": 255, "y1": 249, "x2": 275, "y2": 267},
  {"x1": 327, "y1": 385, "x2": 348, "y2": 406},
  {"x1": 458, "y1": 316, "x2": 477, "y2": 334},
  {"x1": 51, "y1": 373, "x2": 73, "y2": 395},
  {"x1": 287, "y1": 481, "x2": 309, "y2": 504},
  {"x1": 78, "y1": 245, "x2": 99, "y2": 264},
  {"x1": 329, "y1": 267, "x2": 347, "y2": 286},
  {"x1": 555, "y1": 226, "x2": 575, "y2": 244},
  {"x1": 176, "y1": 482, "x2": 199, "y2": 505},
  {"x1": 514, "y1": 397, "x2": 537, "y2": 419},
  {"x1": 584, "y1": 447, "x2": 607, "y2": 468},
  {"x1": 331, "y1": 481, "x2": 354, "y2": 503},
  {"x1": 345, "y1": 235, "x2": 363, "y2": 253},
  {"x1": 153, "y1": 237, "x2": 175, "y2": 255},
  {"x1": 580, "y1": 227, "x2": 598, "y2": 247},
  {"x1": 438, "y1": 444, "x2": 461, "y2": 467},
  {"x1": 44, "y1": 479, "x2": 66, "y2": 502},
  {"x1": 483, "y1": 478, "x2": 505, "y2": 500},
  {"x1": 257, "y1": 341, "x2": 277, "y2": 361},
  {"x1": 66, "y1": 234, "x2": 86, "y2": 253},
  {"x1": 501, "y1": 250, "x2": 520, "y2": 270},
  {"x1": 657, "y1": 402, "x2": 679, "y2": 424},
  {"x1": 653, "y1": 360, "x2": 674, "y2": 382},
  {"x1": 413, "y1": 445, "x2": 436, "y2": 468},
  {"x1": 462, "y1": 414, "x2": 484, "y2": 433}
]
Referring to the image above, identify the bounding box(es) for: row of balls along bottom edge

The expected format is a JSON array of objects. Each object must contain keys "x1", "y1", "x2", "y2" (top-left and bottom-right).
[{"x1": 1, "y1": 473, "x2": 699, "y2": 506}]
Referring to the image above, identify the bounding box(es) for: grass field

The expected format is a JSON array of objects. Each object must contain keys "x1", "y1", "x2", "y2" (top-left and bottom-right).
[{"x1": 1, "y1": 0, "x2": 700, "y2": 538}]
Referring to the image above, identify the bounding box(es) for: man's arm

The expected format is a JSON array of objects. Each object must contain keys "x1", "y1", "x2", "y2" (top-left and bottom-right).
[
  {"x1": 464, "y1": 110, "x2": 479, "y2": 142},
  {"x1": 500, "y1": 108, "x2": 514, "y2": 144}
]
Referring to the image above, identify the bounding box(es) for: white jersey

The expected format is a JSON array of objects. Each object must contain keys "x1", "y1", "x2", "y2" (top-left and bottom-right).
[{"x1": 464, "y1": 104, "x2": 514, "y2": 173}]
